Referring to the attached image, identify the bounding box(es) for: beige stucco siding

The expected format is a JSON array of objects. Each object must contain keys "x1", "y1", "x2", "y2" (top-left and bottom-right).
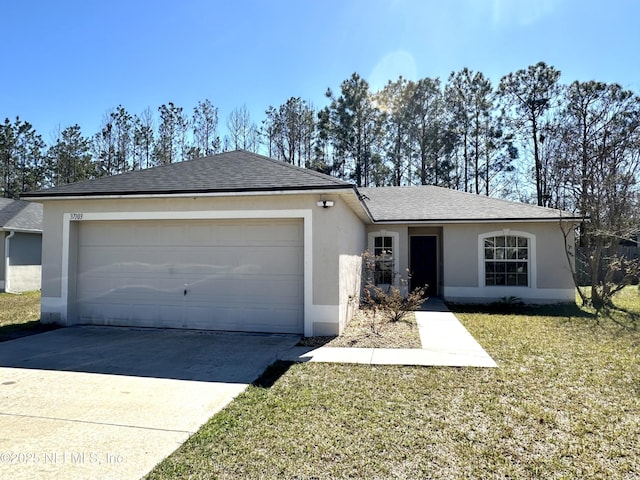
[
  {"x1": 38, "y1": 192, "x2": 364, "y2": 335},
  {"x1": 41, "y1": 202, "x2": 70, "y2": 298},
  {"x1": 442, "y1": 222, "x2": 575, "y2": 303},
  {"x1": 535, "y1": 225, "x2": 575, "y2": 289},
  {"x1": 363, "y1": 221, "x2": 574, "y2": 304},
  {"x1": 336, "y1": 201, "x2": 366, "y2": 333},
  {"x1": 442, "y1": 224, "x2": 477, "y2": 288},
  {"x1": 310, "y1": 204, "x2": 335, "y2": 306}
]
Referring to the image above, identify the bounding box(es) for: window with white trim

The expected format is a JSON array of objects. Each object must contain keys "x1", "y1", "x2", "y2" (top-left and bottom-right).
[
  {"x1": 483, "y1": 234, "x2": 530, "y2": 286},
  {"x1": 373, "y1": 235, "x2": 394, "y2": 285},
  {"x1": 368, "y1": 231, "x2": 399, "y2": 286}
]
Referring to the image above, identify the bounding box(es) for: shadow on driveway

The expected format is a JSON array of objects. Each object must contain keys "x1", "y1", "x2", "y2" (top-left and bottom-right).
[
  {"x1": 0, "y1": 326, "x2": 300, "y2": 383},
  {"x1": 0, "y1": 326, "x2": 300, "y2": 479}
]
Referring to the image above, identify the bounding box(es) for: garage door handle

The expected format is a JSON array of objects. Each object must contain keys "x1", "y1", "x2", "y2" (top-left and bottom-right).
[{"x1": 184, "y1": 289, "x2": 187, "y2": 296}]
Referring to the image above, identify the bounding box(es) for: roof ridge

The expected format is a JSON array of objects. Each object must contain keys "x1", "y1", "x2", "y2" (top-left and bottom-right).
[{"x1": 236, "y1": 149, "x2": 349, "y2": 185}]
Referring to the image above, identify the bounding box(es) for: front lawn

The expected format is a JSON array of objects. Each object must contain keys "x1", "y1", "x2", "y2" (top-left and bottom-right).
[
  {"x1": 0, "y1": 291, "x2": 55, "y2": 341},
  {"x1": 0, "y1": 290, "x2": 40, "y2": 327},
  {"x1": 147, "y1": 289, "x2": 640, "y2": 479}
]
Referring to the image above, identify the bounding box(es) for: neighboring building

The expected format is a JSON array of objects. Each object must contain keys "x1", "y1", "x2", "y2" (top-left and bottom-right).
[
  {"x1": 0, "y1": 198, "x2": 43, "y2": 293},
  {"x1": 23, "y1": 151, "x2": 580, "y2": 336},
  {"x1": 618, "y1": 235, "x2": 639, "y2": 260}
]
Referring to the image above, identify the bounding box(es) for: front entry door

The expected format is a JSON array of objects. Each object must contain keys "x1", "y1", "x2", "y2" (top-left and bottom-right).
[{"x1": 410, "y1": 236, "x2": 438, "y2": 296}]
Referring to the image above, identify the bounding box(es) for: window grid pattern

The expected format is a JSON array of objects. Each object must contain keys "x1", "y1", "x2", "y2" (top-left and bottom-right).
[
  {"x1": 484, "y1": 235, "x2": 529, "y2": 286},
  {"x1": 374, "y1": 236, "x2": 393, "y2": 285}
]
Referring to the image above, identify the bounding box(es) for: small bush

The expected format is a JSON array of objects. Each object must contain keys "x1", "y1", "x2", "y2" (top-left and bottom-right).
[
  {"x1": 488, "y1": 296, "x2": 525, "y2": 312},
  {"x1": 361, "y1": 251, "x2": 428, "y2": 329}
]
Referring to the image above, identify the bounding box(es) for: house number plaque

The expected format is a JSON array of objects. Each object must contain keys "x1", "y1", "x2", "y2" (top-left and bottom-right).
[{"x1": 70, "y1": 213, "x2": 84, "y2": 220}]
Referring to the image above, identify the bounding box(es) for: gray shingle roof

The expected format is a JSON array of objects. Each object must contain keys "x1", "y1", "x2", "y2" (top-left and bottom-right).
[
  {"x1": 359, "y1": 185, "x2": 580, "y2": 222},
  {"x1": 20, "y1": 148, "x2": 580, "y2": 223},
  {"x1": 0, "y1": 198, "x2": 43, "y2": 231},
  {"x1": 23, "y1": 150, "x2": 352, "y2": 198}
]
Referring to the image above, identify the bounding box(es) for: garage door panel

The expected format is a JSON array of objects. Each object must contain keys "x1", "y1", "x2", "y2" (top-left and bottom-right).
[
  {"x1": 78, "y1": 284, "x2": 181, "y2": 304},
  {"x1": 185, "y1": 305, "x2": 303, "y2": 332},
  {"x1": 78, "y1": 220, "x2": 303, "y2": 247},
  {"x1": 75, "y1": 219, "x2": 304, "y2": 334},
  {"x1": 77, "y1": 249, "x2": 171, "y2": 270},
  {"x1": 78, "y1": 270, "x2": 303, "y2": 296},
  {"x1": 77, "y1": 302, "x2": 303, "y2": 333},
  {"x1": 188, "y1": 277, "x2": 303, "y2": 302},
  {"x1": 78, "y1": 247, "x2": 303, "y2": 275},
  {"x1": 79, "y1": 278, "x2": 303, "y2": 309}
]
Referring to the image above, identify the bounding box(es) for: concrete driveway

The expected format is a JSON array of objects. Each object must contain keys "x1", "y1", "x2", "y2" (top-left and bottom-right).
[{"x1": 0, "y1": 326, "x2": 299, "y2": 480}]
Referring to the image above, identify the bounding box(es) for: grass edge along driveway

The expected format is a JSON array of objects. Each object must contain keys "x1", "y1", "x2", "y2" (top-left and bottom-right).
[{"x1": 147, "y1": 289, "x2": 640, "y2": 479}]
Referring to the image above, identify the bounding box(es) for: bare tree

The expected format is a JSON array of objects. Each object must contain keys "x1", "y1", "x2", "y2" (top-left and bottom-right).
[
  {"x1": 561, "y1": 81, "x2": 640, "y2": 309},
  {"x1": 226, "y1": 105, "x2": 260, "y2": 152}
]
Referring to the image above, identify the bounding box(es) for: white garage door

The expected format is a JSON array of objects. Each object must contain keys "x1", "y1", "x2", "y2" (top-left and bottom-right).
[{"x1": 75, "y1": 218, "x2": 304, "y2": 334}]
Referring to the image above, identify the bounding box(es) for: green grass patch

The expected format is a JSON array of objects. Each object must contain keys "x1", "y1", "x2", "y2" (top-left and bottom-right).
[
  {"x1": 0, "y1": 291, "x2": 56, "y2": 341},
  {"x1": 0, "y1": 290, "x2": 41, "y2": 327},
  {"x1": 610, "y1": 285, "x2": 640, "y2": 312},
  {"x1": 147, "y1": 294, "x2": 640, "y2": 479}
]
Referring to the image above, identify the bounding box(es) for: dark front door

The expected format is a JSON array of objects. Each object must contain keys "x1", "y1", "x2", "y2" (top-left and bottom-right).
[{"x1": 410, "y1": 236, "x2": 438, "y2": 296}]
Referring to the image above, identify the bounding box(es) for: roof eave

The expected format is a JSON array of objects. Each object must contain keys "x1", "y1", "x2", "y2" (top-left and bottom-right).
[
  {"x1": 371, "y1": 217, "x2": 584, "y2": 224},
  {"x1": 23, "y1": 185, "x2": 354, "y2": 201},
  {"x1": 352, "y1": 186, "x2": 375, "y2": 223},
  {"x1": 0, "y1": 227, "x2": 42, "y2": 233}
]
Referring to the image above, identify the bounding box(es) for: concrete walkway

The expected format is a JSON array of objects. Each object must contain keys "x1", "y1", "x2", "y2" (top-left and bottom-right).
[{"x1": 279, "y1": 299, "x2": 497, "y2": 368}]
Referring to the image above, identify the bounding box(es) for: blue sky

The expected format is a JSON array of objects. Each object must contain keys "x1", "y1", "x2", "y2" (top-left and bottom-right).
[{"x1": 2, "y1": 0, "x2": 639, "y2": 143}]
